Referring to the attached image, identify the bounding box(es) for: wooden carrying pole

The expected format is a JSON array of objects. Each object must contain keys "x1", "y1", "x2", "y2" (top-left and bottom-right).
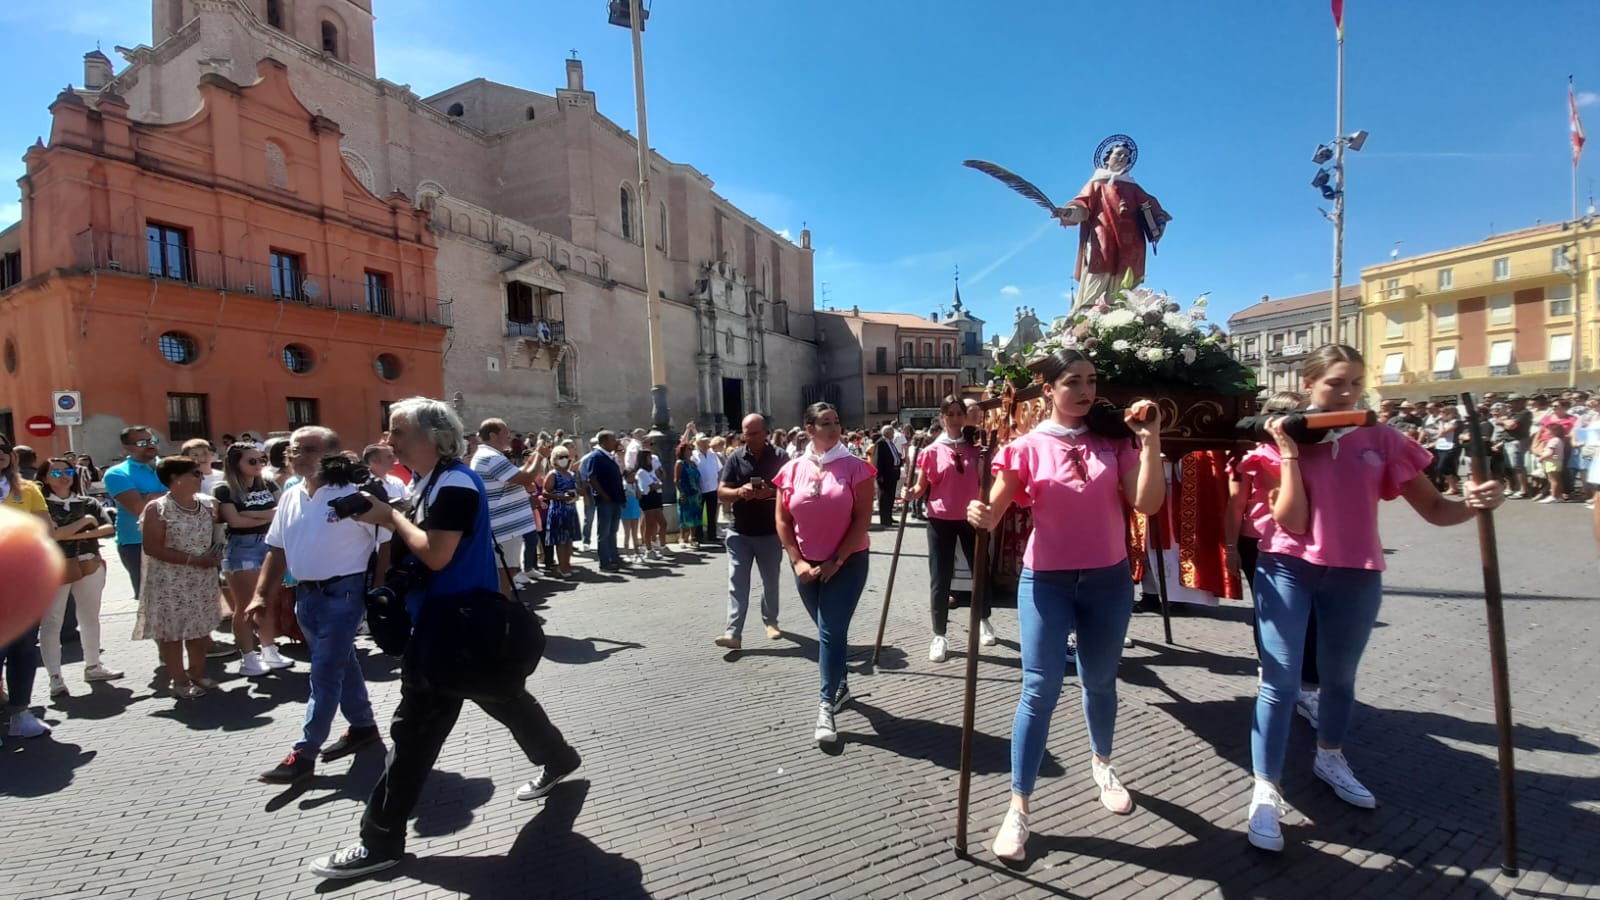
[
  {"x1": 872, "y1": 446, "x2": 918, "y2": 667},
  {"x1": 954, "y1": 431, "x2": 995, "y2": 857},
  {"x1": 1458, "y1": 391, "x2": 1520, "y2": 876},
  {"x1": 1149, "y1": 509, "x2": 1175, "y2": 645}
]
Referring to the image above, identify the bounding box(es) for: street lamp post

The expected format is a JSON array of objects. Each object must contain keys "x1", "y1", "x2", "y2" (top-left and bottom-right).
[{"x1": 610, "y1": 0, "x2": 670, "y2": 434}]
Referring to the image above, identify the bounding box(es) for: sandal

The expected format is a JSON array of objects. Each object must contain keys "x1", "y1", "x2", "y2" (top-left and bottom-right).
[
  {"x1": 187, "y1": 674, "x2": 219, "y2": 690},
  {"x1": 173, "y1": 683, "x2": 207, "y2": 699}
]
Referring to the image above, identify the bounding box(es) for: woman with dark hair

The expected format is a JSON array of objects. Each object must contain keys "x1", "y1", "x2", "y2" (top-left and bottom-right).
[
  {"x1": 37, "y1": 458, "x2": 122, "y2": 698},
  {"x1": 774, "y1": 402, "x2": 876, "y2": 744},
  {"x1": 966, "y1": 349, "x2": 1165, "y2": 861},
  {"x1": 908, "y1": 395, "x2": 993, "y2": 662},
  {"x1": 1243, "y1": 344, "x2": 1502, "y2": 852},
  {"x1": 674, "y1": 442, "x2": 703, "y2": 550},
  {"x1": 215, "y1": 442, "x2": 289, "y2": 677},
  {"x1": 635, "y1": 450, "x2": 667, "y2": 560},
  {"x1": 263, "y1": 437, "x2": 292, "y2": 489},
  {"x1": 135, "y1": 456, "x2": 223, "y2": 699}
]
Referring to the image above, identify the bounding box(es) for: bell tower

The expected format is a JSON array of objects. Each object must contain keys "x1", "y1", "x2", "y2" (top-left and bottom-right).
[{"x1": 152, "y1": 0, "x2": 378, "y2": 80}]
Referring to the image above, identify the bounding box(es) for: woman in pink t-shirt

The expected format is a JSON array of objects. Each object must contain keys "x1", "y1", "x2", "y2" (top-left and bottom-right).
[
  {"x1": 966, "y1": 349, "x2": 1166, "y2": 862},
  {"x1": 774, "y1": 402, "x2": 877, "y2": 745},
  {"x1": 1244, "y1": 345, "x2": 1504, "y2": 854},
  {"x1": 908, "y1": 395, "x2": 992, "y2": 663}
]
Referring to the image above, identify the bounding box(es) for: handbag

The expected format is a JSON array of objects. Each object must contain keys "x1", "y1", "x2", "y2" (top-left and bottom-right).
[
  {"x1": 61, "y1": 553, "x2": 103, "y2": 585},
  {"x1": 402, "y1": 587, "x2": 544, "y2": 702}
]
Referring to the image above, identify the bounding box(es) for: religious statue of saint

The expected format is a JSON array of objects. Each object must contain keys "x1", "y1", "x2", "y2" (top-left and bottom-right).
[{"x1": 1058, "y1": 135, "x2": 1171, "y2": 308}]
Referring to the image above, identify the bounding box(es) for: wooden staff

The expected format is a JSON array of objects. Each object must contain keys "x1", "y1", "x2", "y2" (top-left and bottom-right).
[
  {"x1": 872, "y1": 446, "x2": 918, "y2": 667},
  {"x1": 954, "y1": 430, "x2": 995, "y2": 857},
  {"x1": 1458, "y1": 391, "x2": 1519, "y2": 877},
  {"x1": 1149, "y1": 508, "x2": 1175, "y2": 645}
]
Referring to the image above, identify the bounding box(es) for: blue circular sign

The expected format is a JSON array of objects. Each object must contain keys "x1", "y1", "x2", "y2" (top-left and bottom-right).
[{"x1": 57, "y1": 394, "x2": 77, "y2": 410}]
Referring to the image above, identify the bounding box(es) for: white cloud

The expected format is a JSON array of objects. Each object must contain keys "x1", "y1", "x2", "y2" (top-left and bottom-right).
[
  {"x1": 1061, "y1": 291, "x2": 1073, "y2": 299},
  {"x1": 776, "y1": 229, "x2": 792, "y2": 241},
  {"x1": 1000, "y1": 285, "x2": 1021, "y2": 296},
  {"x1": 0, "y1": 202, "x2": 19, "y2": 229},
  {"x1": 1579, "y1": 91, "x2": 1599, "y2": 108}
]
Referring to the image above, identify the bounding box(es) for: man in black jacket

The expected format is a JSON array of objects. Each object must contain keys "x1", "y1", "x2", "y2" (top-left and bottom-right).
[{"x1": 871, "y1": 425, "x2": 902, "y2": 528}]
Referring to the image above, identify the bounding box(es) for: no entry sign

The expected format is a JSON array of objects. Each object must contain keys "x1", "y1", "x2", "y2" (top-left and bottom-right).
[{"x1": 24, "y1": 415, "x2": 56, "y2": 437}]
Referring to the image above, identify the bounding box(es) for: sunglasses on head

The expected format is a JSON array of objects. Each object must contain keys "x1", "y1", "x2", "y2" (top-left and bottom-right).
[{"x1": 49, "y1": 467, "x2": 78, "y2": 478}]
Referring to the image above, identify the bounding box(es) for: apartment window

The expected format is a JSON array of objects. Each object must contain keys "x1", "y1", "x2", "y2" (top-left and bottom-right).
[
  {"x1": 1243, "y1": 338, "x2": 1257, "y2": 357},
  {"x1": 1492, "y1": 257, "x2": 1510, "y2": 281},
  {"x1": 1385, "y1": 312, "x2": 1404, "y2": 340},
  {"x1": 1548, "y1": 284, "x2": 1573, "y2": 316},
  {"x1": 875, "y1": 346, "x2": 888, "y2": 373},
  {"x1": 379, "y1": 400, "x2": 394, "y2": 433},
  {"x1": 903, "y1": 342, "x2": 913, "y2": 360},
  {"x1": 507, "y1": 282, "x2": 536, "y2": 323},
  {"x1": 1434, "y1": 300, "x2": 1457, "y2": 332},
  {"x1": 1384, "y1": 278, "x2": 1401, "y2": 300},
  {"x1": 158, "y1": 331, "x2": 199, "y2": 366},
  {"x1": 942, "y1": 378, "x2": 955, "y2": 398},
  {"x1": 1488, "y1": 340, "x2": 1514, "y2": 376},
  {"x1": 942, "y1": 343, "x2": 954, "y2": 367},
  {"x1": 166, "y1": 393, "x2": 210, "y2": 442},
  {"x1": 321, "y1": 21, "x2": 339, "y2": 56},
  {"x1": 270, "y1": 250, "x2": 303, "y2": 300},
  {"x1": 963, "y1": 332, "x2": 979, "y2": 355},
  {"x1": 281, "y1": 343, "x2": 314, "y2": 374},
  {"x1": 1437, "y1": 268, "x2": 1453, "y2": 290},
  {"x1": 903, "y1": 379, "x2": 916, "y2": 406},
  {"x1": 1549, "y1": 334, "x2": 1574, "y2": 373},
  {"x1": 1489, "y1": 293, "x2": 1513, "y2": 326},
  {"x1": 0, "y1": 250, "x2": 20, "y2": 290},
  {"x1": 1381, "y1": 353, "x2": 1405, "y2": 385},
  {"x1": 556, "y1": 351, "x2": 576, "y2": 401},
  {"x1": 1552, "y1": 246, "x2": 1572, "y2": 272},
  {"x1": 1432, "y1": 347, "x2": 1458, "y2": 379},
  {"x1": 365, "y1": 271, "x2": 392, "y2": 316},
  {"x1": 1293, "y1": 329, "x2": 1308, "y2": 345},
  {"x1": 146, "y1": 223, "x2": 190, "y2": 280},
  {"x1": 287, "y1": 397, "x2": 320, "y2": 429},
  {"x1": 876, "y1": 386, "x2": 889, "y2": 413}
]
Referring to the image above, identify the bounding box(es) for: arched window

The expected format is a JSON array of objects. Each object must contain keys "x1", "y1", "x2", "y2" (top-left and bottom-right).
[
  {"x1": 266, "y1": 0, "x2": 284, "y2": 29},
  {"x1": 447, "y1": 102, "x2": 464, "y2": 118},
  {"x1": 657, "y1": 202, "x2": 667, "y2": 252},
  {"x1": 321, "y1": 20, "x2": 339, "y2": 56},
  {"x1": 557, "y1": 348, "x2": 576, "y2": 400},
  {"x1": 526, "y1": 106, "x2": 537, "y2": 121},
  {"x1": 619, "y1": 184, "x2": 635, "y2": 242}
]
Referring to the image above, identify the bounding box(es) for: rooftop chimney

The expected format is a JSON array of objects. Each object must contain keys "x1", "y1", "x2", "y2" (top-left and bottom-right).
[
  {"x1": 851, "y1": 304, "x2": 859, "y2": 317},
  {"x1": 566, "y1": 58, "x2": 584, "y2": 91},
  {"x1": 930, "y1": 311, "x2": 939, "y2": 322},
  {"x1": 83, "y1": 49, "x2": 113, "y2": 91}
]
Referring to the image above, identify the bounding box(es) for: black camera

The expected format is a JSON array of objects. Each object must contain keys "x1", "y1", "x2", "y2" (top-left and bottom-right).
[
  {"x1": 365, "y1": 557, "x2": 431, "y2": 655},
  {"x1": 329, "y1": 491, "x2": 374, "y2": 520},
  {"x1": 321, "y1": 455, "x2": 391, "y2": 519}
]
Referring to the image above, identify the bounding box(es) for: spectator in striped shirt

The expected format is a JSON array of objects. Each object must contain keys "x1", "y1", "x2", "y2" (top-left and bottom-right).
[{"x1": 469, "y1": 419, "x2": 541, "y2": 596}]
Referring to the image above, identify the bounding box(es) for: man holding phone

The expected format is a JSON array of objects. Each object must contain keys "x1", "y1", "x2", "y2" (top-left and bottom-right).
[{"x1": 713, "y1": 414, "x2": 787, "y2": 650}]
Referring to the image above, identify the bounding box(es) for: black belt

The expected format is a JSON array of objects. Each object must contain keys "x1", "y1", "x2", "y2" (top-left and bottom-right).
[{"x1": 296, "y1": 572, "x2": 366, "y2": 590}]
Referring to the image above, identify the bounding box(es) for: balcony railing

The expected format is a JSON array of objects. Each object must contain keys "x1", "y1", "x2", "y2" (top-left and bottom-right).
[
  {"x1": 506, "y1": 319, "x2": 566, "y2": 343},
  {"x1": 72, "y1": 228, "x2": 450, "y2": 326},
  {"x1": 899, "y1": 355, "x2": 957, "y2": 369}
]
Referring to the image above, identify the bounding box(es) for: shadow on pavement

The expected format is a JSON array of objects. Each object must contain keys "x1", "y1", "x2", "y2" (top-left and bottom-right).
[
  {"x1": 148, "y1": 687, "x2": 277, "y2": 731},
  {"x1": 541, "y1": 635, "x2": 645, "y2": 666},
  {"x1": 48, "y1": 683, "x2": 147, "y2": 720},
  {"x1": 1384, "y1": 585, "x2": 1596, "y2": 603},
  {"x1": 844, "y1": 697, "x2": 1063, "y2": 779},
  {"x1": 321, "y1": 780, "x2": 647, "y2": 899},
  {"x1": 0, "y1": 738, "x2": 98, "y2": 797}
]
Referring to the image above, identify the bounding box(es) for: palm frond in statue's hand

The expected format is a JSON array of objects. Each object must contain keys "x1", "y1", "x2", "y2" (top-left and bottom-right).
[{"x1": 962, "y1": 160, "x2": 1059, "y2": 216}]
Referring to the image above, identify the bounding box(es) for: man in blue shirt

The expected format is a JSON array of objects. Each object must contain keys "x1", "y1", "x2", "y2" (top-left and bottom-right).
[
  {"x1": 580, "y1": 431, "x2": 626, "y2": 571},
  {"x1": 101, "y1": 425, "x2": 166, "y2": 598}
]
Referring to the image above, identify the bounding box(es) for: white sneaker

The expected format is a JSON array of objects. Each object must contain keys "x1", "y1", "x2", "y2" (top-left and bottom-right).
[
  {"x1": 238, "y1": 651, "x2": 270, "y2": 678},
  {"x1": 1537, "y1": 495, "x2": 1558, "y2": 504},
  {"x1": 813, "y1": 702, "x2": 838, "y2": 743},
  {"x1": 8, "y1": 710, "x2": 51, "y2": 738},
  {"x1": 929, "y1": 635, "x2": 948, "y2": 662},
  {"x1": 48, "y1": 675, "x2": 68, "y2": 698},
  {"x1": 991, "y1": 806, "x2": 1029, "y2": 861},
  {"x1": 1506, "y1": 491, "x2": 1524, "y2": 499},
  {"x1": 978, "y1": 618, "x2": 998, "y2": 647},
  {"x1": 1313, "y1": 748, "x2": 1376, "y2": 808},
  {"x1": 1092, "y1": 757, "x2": 1134, "y2": 814},
  {"x1": 1247, "y1": 780, "x2": 1286, "y2": 851},
  {"x1": 83, "y1": 664, "x2": 125, "y2": 682},
  {"x1": 1295, "y1": 690, "x2": 1320, "y2": 729},
  {"x1": 259, "y1": 645, "x2": 293, "y2": 669}
]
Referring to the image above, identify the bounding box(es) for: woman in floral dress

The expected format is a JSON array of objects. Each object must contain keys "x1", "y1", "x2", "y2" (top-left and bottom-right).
[
  {"x1": 674, "y1": 443, "x2": 703, "y2": 548},
  {"x1": 541, "y1": 446, "x2": 584, "y2": 577},
  {"x1": 134, "y1": 456, "x2": 223, "y2": 699}
]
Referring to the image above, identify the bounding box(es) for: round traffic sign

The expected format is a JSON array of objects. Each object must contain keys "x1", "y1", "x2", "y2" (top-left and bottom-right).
[
  {"x1": 56, "y1": 394, "x2": 77, "y2": 411},
  {"x1": 24, "y1": 415, "x2": 56, "y2": 437}
]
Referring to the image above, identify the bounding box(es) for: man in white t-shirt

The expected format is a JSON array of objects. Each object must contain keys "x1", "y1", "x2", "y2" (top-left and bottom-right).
[
  {"x1": 362, "y1": 444, "x2": 410, "y2": 506},
  {"x1": 470, "y1": 419, "x2": 541, "y2": 594},
  {"x1": 253, "y1": 426, "x2": 392, "y2": 785},
  {"x1": 693, "y1": 434, "x2": 723, "y2": 545}
]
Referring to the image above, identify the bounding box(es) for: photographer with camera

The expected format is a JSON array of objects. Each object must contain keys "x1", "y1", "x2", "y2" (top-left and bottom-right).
[
  {"x1": 308, "y1": 397, "x2": 581, "y2": 881},
  {"x1": 253, "y1": 427, "x2": 390, "y2": 784}
]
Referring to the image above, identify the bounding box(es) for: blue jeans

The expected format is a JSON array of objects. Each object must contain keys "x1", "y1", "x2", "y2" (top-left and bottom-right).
[
  {"x1": 793, "y1": 549, "x2": 869, "y2": 705},
  {"x1": 1012, "y1": 563, "x2": 1134, "y2": 797},
  {"x1": 117, "y1": 543, "x2": 143, "y2": 600},
  {"x1": 595, "y1": 500, "x2": 623, "y2": 566},
  {"x1": 0, "y1": 623, "x2": 40, "y2": 715},
  {"x1": 1251, "y1": 552, "x2": 1384, "y2": 781},
  {"x1": 725, "y1": 532, "x2": 782, "y2": 639},
  {"x1": 293, "y1": 574, "x2": 376, "y2": 754},
  {"x1": 582, "y1": 498, "x2": 596, "y2": 544}
]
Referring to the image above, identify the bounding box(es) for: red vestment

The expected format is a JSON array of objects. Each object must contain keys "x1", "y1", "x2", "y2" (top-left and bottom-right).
[{"x1": 1065, "y1": 175, "x2": 1170, "y2": 285}]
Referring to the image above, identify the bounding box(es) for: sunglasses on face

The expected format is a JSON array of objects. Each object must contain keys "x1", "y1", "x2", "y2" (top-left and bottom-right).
[
  {"x1": 243, "y1": 457, "x2": 268, "y2": 465},
  {"x1": 128, "y1": 439, "x2": 158, "y2": 448},
  {"x1": 49, "y1": 468, "x2": 78, "y2": 478}
]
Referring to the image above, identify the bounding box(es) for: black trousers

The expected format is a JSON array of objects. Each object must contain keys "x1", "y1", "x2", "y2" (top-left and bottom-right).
[
  {"x1": 1242, "y1": 536, "x2": 1319, "y2": 686},
  {"x1": 928, "y1": 517, "x2": 982, "y2": 634},
  {"x1": 360, "y1": 677, "x2": 571, "y2": 855},
  {"x1": 876, "y1": 479, "x2": 897, "y2": 527},
  {"x1": 694, "y1": 491, "x2": 720, "y2": 544}
]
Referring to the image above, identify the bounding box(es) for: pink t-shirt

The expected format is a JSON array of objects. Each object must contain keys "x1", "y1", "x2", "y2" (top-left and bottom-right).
[
  {"x1": 916, "y1": 441, "x2": 982, "y2": 520},
  {"x1": 1260, "y1": 424, "x2": 1433, "y2": 571},
  {"x1": 1231, "y1": 446, "x2": 1280, "y2": 541},
  {"x1": 993, "y1": 431, "x2": 1140, "y2": 571},
  {"x1": 773, "y1": 453, "x2": 877, "y2": 561}
]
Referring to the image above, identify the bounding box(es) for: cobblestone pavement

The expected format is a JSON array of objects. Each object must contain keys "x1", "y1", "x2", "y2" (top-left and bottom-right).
[{"x1": 2, "y1": 499, "x2": 1596, "y2": 899}]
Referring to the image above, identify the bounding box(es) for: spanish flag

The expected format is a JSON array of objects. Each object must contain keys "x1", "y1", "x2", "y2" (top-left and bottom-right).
[
  {"x1": 1332, "y1": 0, "x2": 1344, "y2": 39},
  {"x1": 1571, "y1": 76, "x2": 1587, "y2": 168}
]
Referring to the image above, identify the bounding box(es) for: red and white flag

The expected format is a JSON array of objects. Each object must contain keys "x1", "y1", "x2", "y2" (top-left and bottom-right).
[
  {"x1": 1332, "y1": 0, "x2": 1344, "y2": 38},
  {"x1": 1571, "y1": 76, "x2": 1586, "y2": 167}
]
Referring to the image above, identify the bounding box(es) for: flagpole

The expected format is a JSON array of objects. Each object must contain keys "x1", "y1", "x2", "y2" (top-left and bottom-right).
[{"x1": 1331, "y1": 17, "x2": 1346, "y2": 341}]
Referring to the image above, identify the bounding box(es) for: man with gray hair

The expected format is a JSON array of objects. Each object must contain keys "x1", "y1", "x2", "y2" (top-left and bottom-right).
[
  {"x1": 255, "y1": 426, "x2": 390, "y2": 785},
  {"x1": 713, "y1": 414, "x2": 786, "y2": 649},
  {"x1": 581, "y1": 430, "x2": 626, "y2": 571}
]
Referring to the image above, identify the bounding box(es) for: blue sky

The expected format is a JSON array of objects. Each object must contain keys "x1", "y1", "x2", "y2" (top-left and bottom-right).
[{"x1": 2, "y1": 1, "x2": 1597, "y2": 340}]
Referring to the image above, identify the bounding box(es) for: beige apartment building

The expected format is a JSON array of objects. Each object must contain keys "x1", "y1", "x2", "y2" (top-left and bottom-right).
[
  {"x1": 93, "y1": 0, "x2": 818, "y2": 435},
  {"x1": 1360, "y1": 220, "x2": 1599, "y2": 399},
  {"x1": 1227, "y1": 287, "x2": 1361, "y2": 394},
  {"x1": 815, "y1": 307, "x2": 965, "y2": 429}
]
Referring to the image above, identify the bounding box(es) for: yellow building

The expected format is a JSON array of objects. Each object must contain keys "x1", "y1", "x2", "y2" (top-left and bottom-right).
[{"x1": 1360, "y1": 220, "x2": 1599, "y2": 398}]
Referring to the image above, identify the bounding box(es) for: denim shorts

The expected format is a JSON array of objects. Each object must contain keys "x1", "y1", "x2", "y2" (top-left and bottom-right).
[{"x1": 222, "y1": 532, "x2": 270, "y2": 574}]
